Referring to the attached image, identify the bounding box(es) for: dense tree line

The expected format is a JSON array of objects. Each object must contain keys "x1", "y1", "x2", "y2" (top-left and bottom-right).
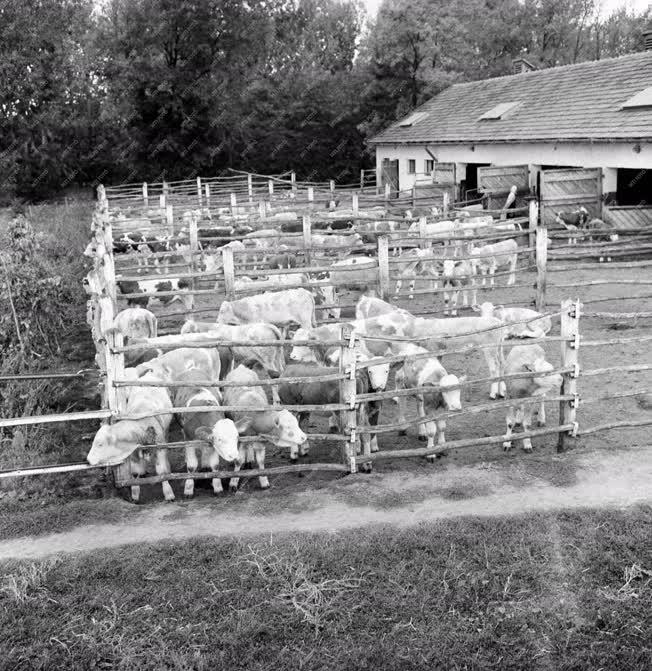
[{"x1": 0, "y1": 0, "x2": 649, "y2": 202}]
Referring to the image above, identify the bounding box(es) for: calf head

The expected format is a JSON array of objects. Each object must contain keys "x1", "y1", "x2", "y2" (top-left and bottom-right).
[
  {"x1": 439, "y1": 374, "x2": 465, "y2": 411},
  {"x1": 265, "y1": 410, "x2": 307, "y2": 459},
  {"x1": 217, "y1": 301, "x2": 238, "y2": 324},
  {"x1": 472, "y1": 302, "x2": 495, "y2": 318},
  {"x1": 525, "y1": 359, "x2": 563, "y2": 392},
  {"x1": 289, "y1": 328, "x2": 317, "y2": 363},
  {"x1": 196, "y1": 417, "x2": 251, "y2": 463},
  {"x1": 86, "y1": 422, "x2": 157, "y2": 466}
]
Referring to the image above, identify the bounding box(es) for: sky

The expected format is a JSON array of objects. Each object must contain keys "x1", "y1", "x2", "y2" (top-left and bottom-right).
[{"x1": 361, "y1": 0, "x2": 652, "y2": 20}]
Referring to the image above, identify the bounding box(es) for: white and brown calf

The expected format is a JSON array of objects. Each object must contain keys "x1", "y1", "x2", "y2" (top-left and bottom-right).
[
  {"x1": 394, "y1": 344, "x2": 464, "y2": 459},
  {"x1": 503, "y1": 344, "x2": 563, "y2": 452},
  {"x1": 441, "y1": 258, "x2": 477, "y2": 316}
]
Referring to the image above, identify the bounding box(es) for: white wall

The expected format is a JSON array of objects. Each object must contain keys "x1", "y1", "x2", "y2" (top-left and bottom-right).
[{"x1": 375, "y1": 141, "x2": 651, "y2": 192}]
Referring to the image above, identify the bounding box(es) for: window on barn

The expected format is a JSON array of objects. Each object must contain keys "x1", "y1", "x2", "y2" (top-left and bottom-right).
[
  {"x1": 425, "y1": 159, "x2": 434, "y2": 174},
  {"x1": 616, "y1": 168, "x2": 652, "y2": 206},
  {"x1": 399, "y1": 112, "x2": 428, "y2": 127},
  {"x1": 621, "y1": 87, "x2": 652, "y2": 109},
  {"x1": 407, "y1": 160, "x2": 416, "y2": 174},
  {"x1": 478, "y1": 101, "x2": 523, "y2": 121}
]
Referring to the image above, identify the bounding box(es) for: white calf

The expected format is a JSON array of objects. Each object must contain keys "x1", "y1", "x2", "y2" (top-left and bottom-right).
[
  {"x1": 470, "y1": 238, "x2": 518, "y2": 287},
  {"x1": 441, "y1": 258, "x2": 477, "y2": 316},
  {"x1": 474, "y1": 302, "x2": 552, "y2": 339},
  {"x1": 503, "y1": 345, "x2": 563, "y2": 452}
]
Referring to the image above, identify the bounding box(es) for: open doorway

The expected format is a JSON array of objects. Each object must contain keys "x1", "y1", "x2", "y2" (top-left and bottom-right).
[
  {"x1": 462, "y1": 163, "x2": 490, "y2": 199},
  {"x1": 616, "y1": 168, "x2": 652, "y2": 206}
]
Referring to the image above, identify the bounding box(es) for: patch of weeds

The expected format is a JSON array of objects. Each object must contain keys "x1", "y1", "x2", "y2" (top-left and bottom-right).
[
  {"x1": 437, "y1": 482, "x2": 493, "y2": 501},
  {"x1": 0, "y1": 558, "x2": 60, "y2": 603},
  {"x1": 241, "y1": 540, "x2": 362, "y2": 637}
]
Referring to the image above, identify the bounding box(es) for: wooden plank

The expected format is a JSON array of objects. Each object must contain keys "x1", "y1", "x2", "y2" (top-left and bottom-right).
[
  {"x1": 340, "y1": 327, "x2": 358, "y2": 473},
  {"x1": 535, "y1": 226, "x2": 548, "y2": 311},
  {"x1": 222, "y1": 244, "x2": 235, "y2": 299},
  {"x1": 377, "y1": 236, "x2": 390, "y2": 299},
  {"x1": 0, "y1": 409, "x2": 112, "y2": 428}
]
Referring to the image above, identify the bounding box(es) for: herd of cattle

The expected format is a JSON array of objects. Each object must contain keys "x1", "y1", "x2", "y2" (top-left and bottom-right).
[
  {"x1": 82, "y1": 200, "x2": 620, "y2": 500},
  {"x1": 90, "y1": 202, "x2": 534, "y2": 319},
  {"x1": 86, "y1": 288, "x2": 560, "y2": 501}
]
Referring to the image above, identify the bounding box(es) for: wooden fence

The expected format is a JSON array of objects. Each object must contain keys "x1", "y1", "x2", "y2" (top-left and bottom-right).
[{"x1": 2, "y1": 184, "x2": 652, "y2": 493}]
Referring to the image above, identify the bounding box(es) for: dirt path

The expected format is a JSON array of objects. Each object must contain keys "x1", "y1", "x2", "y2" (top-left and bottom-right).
[{"x1": 2, "y1": 446, "x2": 651, "y2": 561}]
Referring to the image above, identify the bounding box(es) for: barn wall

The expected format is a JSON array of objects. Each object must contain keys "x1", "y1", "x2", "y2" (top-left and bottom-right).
[{"x1": 375, "y1": 141, "x2": 651, "y2": 194}]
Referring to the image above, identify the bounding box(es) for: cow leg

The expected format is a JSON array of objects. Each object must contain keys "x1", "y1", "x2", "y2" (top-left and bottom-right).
[
  {"x1": 443, "y1": 287, "x2": 451, "y2": 315},
  {"x1": 228, "y1": 445, "x2": 246, "y2": 493},
  {"x1": 521, "y1": 405, "x2": 534, "y2": 452},
  {"x1": 357, "y1": 403, "x2": 372, "y2": 457},
  {"x1": 297, "y1": 411, "x2": 310, "y2": 457},
  {"x1": 394, "y1": 370, "x2": 409, "y2": 436},
  {"x1": 507, "y1": 255, "x2": 517, "y2": 285},
  {"x1": 484, "y1": 348, "x2": 502, "y2": 399},
  {"x1": 184, "y1": 444, "x2": 199, "y2": 497},
  {"x1": 538, "y1": 395, "x2": 546, "y2": 426},
  {"x1": 200, "y1": 445, "x2": 224, "y2": 495},
  {"x1": 254, "y1": 443, "x2": 270, "y2": 489},
  {"x1": 368, "y1": 400, "x2": 381, "y2": 452},
  {"x1": 156, "y1": 449, "x2": 175, "y2": 501},
  {"x1": 129, "y1": 454, "x2": 147, "y2": 503},
  {"x1": 489, "y1": 264, "x2": 496, "y2": 288},
  {"x1": 451, "y1": 288, "x2": 459, "y2": 316},
  {"x1": 329, "y1": 412, "x2": 340, "y2": 434},
  {"x1": 503, "y1": 407, "x2": 516, "y2": 450},
  {"x1": 271, "y1": 384, "x2": 281, "y2": 405},
  {"x1": 416, "y1": 395, "x2": 427, "y2": 442},
  {"x1": 425, "y1": 418, "x2": 447, "y2": 462}
]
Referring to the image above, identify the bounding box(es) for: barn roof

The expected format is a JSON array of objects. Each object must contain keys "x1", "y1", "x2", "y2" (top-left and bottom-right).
[{"x1": 370, "y1": 51, "x2": 652, "y2": 145}]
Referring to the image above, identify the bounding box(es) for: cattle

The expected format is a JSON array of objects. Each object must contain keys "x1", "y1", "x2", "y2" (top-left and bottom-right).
[
  {"x1": 223, "y1": 365, "x2": 307, "y2": 490},
  {"x1": 441, "y1": 258, "x2": 477, "y2": 316},
  {"x1": 171, "y1": 368, "x2": 245, "y2": 497},
  {"x1": 202, "y1": 240, "x2": 246, "y2": 274},
  {"x1": 583, "y1": 218, "x2": 619, "y2": 262},
  {"x1": 278, "y1": 362, "x2": 382, "y2": 455},
  {"x1": 217, "y1": 288, "x2": 316, "y2": 333},
  {"x1": 473, "y1": 302, "x2": 552, "y2": 339},
  {"x1": 470, "y1": 238, "x2": 518, "y2": 287},
  {"x1": 349, "y1": 296, "x2": 507, "y2": 398},
  {"x1": 394, "y1": 247, "x2": 444, "y2": 299},
  {"x1": 109, "y1": 307, "x2": 158, "y2": 341},
  {"x1": 311, "y1": 232, "x2": 363, "y2": 252},
  {"x1": 555, "y1": 207, "x2": 589, "y2": 245},
  {"x1": 117, "y1": 278, "x2": 193, "y2": 310},
  {"x1": 153, "y1": 323, "x2": 286, "y2": 393},
  {"x1": 503, "y1": 345, "x2": 563, "y2": 452},
  {"x1": 86, "y1": 368, "x2": 175, "y2": 502},
  {"x1": 357, "y1": 220, "x2": 401, "y2": 250},
  {"x1": 394, "y1": 344, "x2": 464, "y2": 455},
  {"x1": 327, "y1": 255, "x2": 378, "y2": 293}
]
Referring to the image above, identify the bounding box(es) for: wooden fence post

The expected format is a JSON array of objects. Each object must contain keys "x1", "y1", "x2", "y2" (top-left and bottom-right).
[
  {"x1": 360, "y1": 169, "x2": 365, "y2": 190},
  {"x1": 411, "y1": 186, "x2": 416, "y2": 209},
  {"x1": 159, "y1": 194, "x2": 165, "y2": 210},
  {"x1": 230, "y1": 192, "x2": 237, "y2": 216},
  {"x1": 339, "y1": 327, "x2": 358, "y2": 474},
  {"x1": 443, "y1": 191, "x2": 450, "y2": 216},
  {"x1": 196, "y1": 177, "x2": 202, "y2": 207},
  {"x1": 557, "y1": 298, "x2": 581, "y2": 453},
  {"x1": 535, "y1": 226, "x2": 548, "y2": 311},
  {"x1": 188, "y1": 211, "x2": 199, "y2": 298},
  {"x1": 247, "y1": 174, "x2": 253, "y2": 203},
  {"x1": 418, "y1": 216, "x2": 430, "y2": 249},
  {"x1": 302, "y1": 214, "x2": 312, "y2": 267},
  {"x1": 377, "y1": 236, "x2": 390, "y2": 299},
  {"x1": 384, "y1": 182, "x2": 390, "y2": 202},
  {"x1": 291, "y1": 171, "x2": 297, "y2": 194},
  {"x1": 162, "y1": 181, "x2": 168, "y2": 207},
  {"x1": 204, "y1": 183, "x2": 211, "y2": 207},
  {"x1": 165, "y1": 204, "x2": 174, "y2": 231},
  {"x1": 529, "y1": 199, "x2": 539, "y2": 264},
  {"x1": 258, "y1": 201, "x2": 266, "y2": 219},
  {"x1": 308, "y1": 186, "x2": 314, "y2": 210},
  {"x1": 142, "y1": 182, "x2": 148, "y2": 207},
  {"x1": 268, "y1": 179, "x2": 274, "y2": 198},
  {"x1": 222, "y1": 244, "x2": 236, "y2": 300},
  {"x1": 352, "y1": 192, "x2": 359, "y2": 215}
]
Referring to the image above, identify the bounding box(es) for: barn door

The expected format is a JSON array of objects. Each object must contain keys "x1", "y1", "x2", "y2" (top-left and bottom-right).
[
  {"x1": 381, "y1": 158, "x2": 399, "y2": 196},
  {"x1": 478, "y1": 165, "x2": 529, "y2": 209},
  {"x1": 539, "y1": 168, "x2": 602, "y2": 226}
]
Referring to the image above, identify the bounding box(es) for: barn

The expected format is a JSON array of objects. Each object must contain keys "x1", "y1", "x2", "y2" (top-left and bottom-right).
[{"x1": 370, "y1": 42, "x2": 652, "y2": 227}]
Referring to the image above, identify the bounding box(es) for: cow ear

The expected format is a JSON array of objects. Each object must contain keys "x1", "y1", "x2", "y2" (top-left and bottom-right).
[
  {"x1": 235, "y1": 417, "x2": 252, "y2": 434},
  {"x1": 143, "y1": 425, "x2": 157, "y2": 445},
  {"x1": 195, "y1": 426, "x2": 212, "y2": 442}
]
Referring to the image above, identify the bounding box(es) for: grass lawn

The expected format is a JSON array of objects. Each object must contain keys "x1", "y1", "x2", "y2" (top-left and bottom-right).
[{"x1": 1, "y1": 506, "x2": 650, "y2": 670}]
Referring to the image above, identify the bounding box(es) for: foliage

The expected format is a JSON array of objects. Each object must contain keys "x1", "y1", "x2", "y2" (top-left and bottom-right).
[{"x1": 0, "y1": 0, "x2": 650, "y2": 201}]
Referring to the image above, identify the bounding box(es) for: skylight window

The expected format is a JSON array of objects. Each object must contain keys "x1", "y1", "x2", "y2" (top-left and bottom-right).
[
  {"x1": 478, "y1": 101, "x2": 523, "y2": 121},
  {"x1": 399, "y1": 111, "x2": 428, "y2": 127},
  {"x1": 622, "y1": 87, "x2": 652, "y2": 109}
]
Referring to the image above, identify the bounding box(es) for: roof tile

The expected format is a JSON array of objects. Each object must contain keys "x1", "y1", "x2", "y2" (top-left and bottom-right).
[{"x1": 371, "y1": 52, "x2": 652, "y2": 144}]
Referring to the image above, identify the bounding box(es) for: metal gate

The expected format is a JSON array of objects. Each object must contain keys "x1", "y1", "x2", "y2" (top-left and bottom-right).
[
  {"x1": 540, "y1": 168, "x2": 602, "y2": 226},
  {"x1": 478, "y1": 164, "x2": 529, "y2": 209},
  {"x1": 381, "y1": 158, "x2": 399, "y2": 196}
]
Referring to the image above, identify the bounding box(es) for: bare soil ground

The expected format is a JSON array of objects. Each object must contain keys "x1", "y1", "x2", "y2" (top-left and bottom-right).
[{"x1": 1, "y1": 444, "x2": 650, "y2": 561}]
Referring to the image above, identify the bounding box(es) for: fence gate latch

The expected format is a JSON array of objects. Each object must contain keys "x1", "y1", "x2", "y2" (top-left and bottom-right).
[
  {"x1": 570, "y1": 421, "x2": 579, "y2": 437},
  {"x1": 570, "y1": 394, "x2": 580, "y2": 409},
  {"x1": 571, "y1": 333, "x2": 580, "y2": 350},
  {"x1": 571, "y1": 362, "x2": 580, "y2": 378}
]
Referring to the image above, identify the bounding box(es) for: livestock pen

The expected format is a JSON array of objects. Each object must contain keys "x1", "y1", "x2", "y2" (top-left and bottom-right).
[{"x1": 2, "y1": 177, "x2": 652, "y2": 503}]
